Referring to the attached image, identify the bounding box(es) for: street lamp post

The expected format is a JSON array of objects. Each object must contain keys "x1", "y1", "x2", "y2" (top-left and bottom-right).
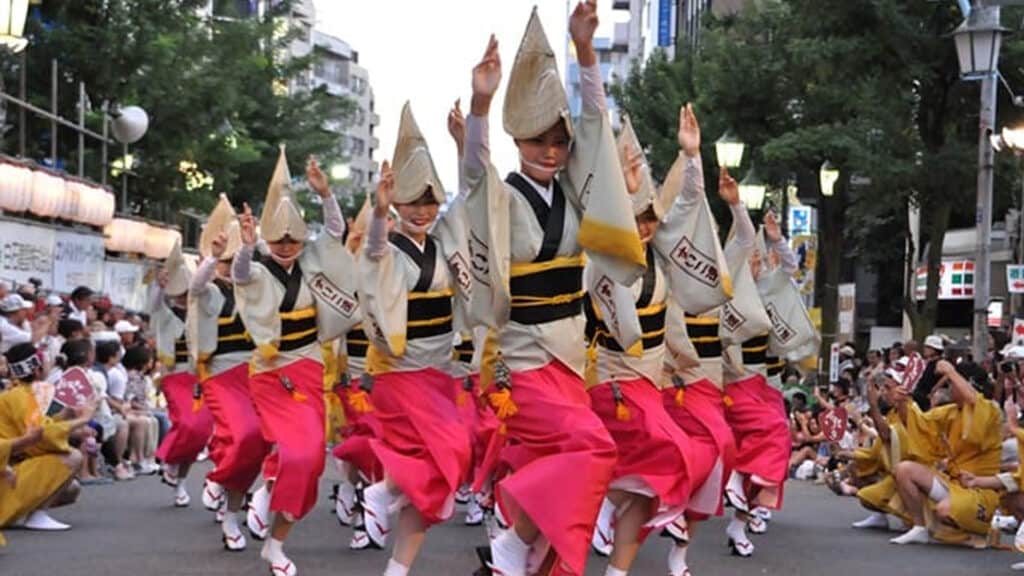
[
  {"x1": 953, "y1": 3, "x2": 1006, "y2": 362},
  {"x1": 738, "y1": 164, "x2": 767, "y2": 211},
  {"x1": 820, "y1": 161, "x2": 839, "y2": 198},
  {"x1": 715, "y1": 131, "x2": 745, "y2": 169},
  {"x1": 0, "y1": 0, "x2": 30, "y2": 53}
]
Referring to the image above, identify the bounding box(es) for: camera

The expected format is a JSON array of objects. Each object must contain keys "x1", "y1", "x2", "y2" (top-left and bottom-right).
[{"x1": 1001, "y1": 361, "x2": 1018, "y2": 375}]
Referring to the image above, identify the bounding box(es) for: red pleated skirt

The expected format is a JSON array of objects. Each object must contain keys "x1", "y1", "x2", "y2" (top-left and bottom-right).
[
  {"x1": 485, "y1": 361, "x2": 617, "y2": 576},
  {"x1": 589, "y1": 377, "x2": 692, "y2": 523},
  {"x1": 202, "y1": 363, "x2": 271, "y2": 493},
  {"x1": 155, "y1": 371, "x2": 213, "y2": 466},
  {"x1": 369, "y1": 368, "x2": 471, "y2": 526},
  {"x1": 454, "y1": 374, "x2": 501, "y2": 484},
  {"x1": 250, "y1": 358, "x2": 325, "y2": 521},
  {"x1": 724, "y1": 374, "x2": 791, "y2": 509},
  {"x1": 331, "y1": 379, "x2": 385, "y2": 482},
  {"x1": 661, "y1": 378, "x2": 735, "y2": 519}
]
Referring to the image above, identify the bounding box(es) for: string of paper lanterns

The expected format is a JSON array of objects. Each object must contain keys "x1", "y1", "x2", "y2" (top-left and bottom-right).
[
  {"x1": 104, "y1": 217, "x2": 180, "y2": 259},
  {"x1": 0, "y1": 156, "x2": 116, "y2": 226}
]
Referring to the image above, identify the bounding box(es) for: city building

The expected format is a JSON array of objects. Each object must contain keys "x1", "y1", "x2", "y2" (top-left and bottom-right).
[
  {"x1": 311, "y1": 31, "x2": 379, "y2": 193},
  {"x1": 199, "y1": 0, "x2": 378, "y2": 196}
]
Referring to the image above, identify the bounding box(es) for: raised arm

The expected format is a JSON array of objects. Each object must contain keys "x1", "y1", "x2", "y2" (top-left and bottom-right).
[
  {"x1": 866, "y1": 377, "x2": 892, "y2": 442},
  {"x1": 307, "y1": 157, "x2": 346, "y2": 239},
  {"x1": 936, "y1": 359, "x2": 976, "y2": 405},
  {"x1": 466, "y1": 35, "x2": 501, "y2": 179},
  {"x1": 764, "y1": 212, "x2": 797, "y2": 274},
  {"x1": 719, "y1": 167, "x2": 754, "y2": 248},
  {"x1": 191, "y1": 256, "x2": 217, "y2": 295},
  {"x1": 571, "y1": 1, "x2": 604, "y2": 114},
  {"x1": 365, "y1": 162, "x2": 394, "y2": 262},
  {"x1": 232, "y1": 203, "x2": 257, "y2": 285},
  {"x1": 447, "y1": 99, "x2": 469, "y2": 196}
]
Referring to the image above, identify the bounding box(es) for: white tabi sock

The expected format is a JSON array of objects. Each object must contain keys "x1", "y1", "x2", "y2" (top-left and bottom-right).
[
  {"x1": 604, "y1": 566, "x2": 628, "y2": 576},
  {"x1": 490, "y1": 528, "x2": 530, "y2": 576},
  {"x1": 889, "y1": 525, "x2": 930, "y2": 545},
  {"x1": 667, "y1": 543, "x2": 688, "y2": 576},
  {"x1": 382, "y1": 558, "x2": 409, "y2": 576}
]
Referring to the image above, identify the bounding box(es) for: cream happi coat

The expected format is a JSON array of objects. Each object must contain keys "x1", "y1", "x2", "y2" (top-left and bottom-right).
[
  {"x1": 233, "y1": 148, "x2": 360, "y2": 374},
  {"x1": 464, "y1": 9, "x2": 644, "y2": 377},
  {"x1": 359, "y1": 103, "x2": 472, "y2": 375},
  {"x1": 187, "y1": 194, "x2": 250, "y2": 379},
  {"x1": 584, "y1": 119, "x2": 701, "y2": 386},
  {"x1": 149, "y1": 238, "x2": 191, "y2": 373}
]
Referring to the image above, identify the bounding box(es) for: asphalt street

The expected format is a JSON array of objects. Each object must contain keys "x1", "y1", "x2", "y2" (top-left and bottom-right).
[{"x1": 1, "y1": 465, "x2": 1016, "y2": 575}]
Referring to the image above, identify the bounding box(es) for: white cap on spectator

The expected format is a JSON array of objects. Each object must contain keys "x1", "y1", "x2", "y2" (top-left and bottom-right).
[
  {"x1": 884, "y1": 356, "x2": 910, "y2": 385},
  {"x1": 840, "y1": 345, "x2": 856, "y2": 357},
  {"x1": 0, "y1": 294, "x2": 33, "y2": 312},
  {"x1": 91, "y1": 330, "x2": 120, "y2": 343},
  {"x1": 924, "y1": 335, "x2": 944, "y2": 351},
  {"x1": 45, "y1": 294, "x2": 63, "y2": 307},
  {"x1": 114, "y1": 320, "x2": 139, "y2": 334}
]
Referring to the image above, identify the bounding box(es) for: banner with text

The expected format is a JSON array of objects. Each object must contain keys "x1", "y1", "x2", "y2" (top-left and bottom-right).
[
  {"x1": 53, "y1": 230, "x2": 106, "y2": 293},
  {"x1": 103, "y1": 260, "x2": 148, "y2": 311},
  {"x1": 0, "y1": 220, "x2": 54, "y2": 288}
]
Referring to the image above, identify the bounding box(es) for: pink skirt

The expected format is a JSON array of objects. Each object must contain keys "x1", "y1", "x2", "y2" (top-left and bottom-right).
[
  {"x1": 485, "y1": 361, "x2": 617, "y2": 576},
  {"x1": 369, "y1": 368, "x2": 471, "y2": 526},
  {"x1": 250, "y1": 358, "x2": 325, "y2": 521},
  {"x1": 454, "y1": 374, "x2": 501, "y2": 484},
  {"x1": 202, "y1": 363, "x2": 271, "y2": 493},
  {"x1": 589, "y1": 378, "x2": 692, "y2": 518},
  {"x1": 332, "y1": 379, "x2": 385, "y2": 482},
  {"x1": 724, "y1": 374, "x2": 791, "y2": 509},
  {"x1": 155, "y1": 371, "x2": 213, "y2": 466},
  {"x1": 661, "y1": 378, "x2": 735, "y2": 519}
]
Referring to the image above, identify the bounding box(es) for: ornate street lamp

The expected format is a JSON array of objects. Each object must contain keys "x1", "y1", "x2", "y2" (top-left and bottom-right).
[
  {"x1": 715, "y1": 131, "x2": 745, "y2": 169},
  {"x1": 820, "y1": 160, "x2": 839, "y2": 197},
  {"x1": 953, "y1": 11, "x2": 1007, "y2": 80},
  {"x1": 738, "y1": 164, "x2": 766, "y2": 211},
  {"x1": 0, "y1": 0, "x2": 30, "y2": 53}
]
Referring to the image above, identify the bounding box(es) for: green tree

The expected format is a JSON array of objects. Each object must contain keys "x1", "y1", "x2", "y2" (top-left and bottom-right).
[{"x1": 2, "y1": 0, "x2": 352, "y2": 225}]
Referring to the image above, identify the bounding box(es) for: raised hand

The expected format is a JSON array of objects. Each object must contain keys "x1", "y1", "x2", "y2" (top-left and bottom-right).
[
  {"x1": 471, "y1": 35, "x2": 502, "y2": 116},
  {"x1": 621, "y1": 143, "x2": 645, "y2": 195},
  {"x1": 1006, "y1": 398, "x2": 1020, "y2": 431},
  {"x1": 306, "y1": 156, "x2": 331, "y2": 198},
  {"x1": 678, "y1": 103, "x2": 701, "y2": 158},
  {"x1": 211, "y1": 232, "x2": 228, "y2": 259},
  {"x1": 448, "y1": 98, "x2": 466, "y2": 156},
  {"x1": 374, "y1": 161, "x2": 395, "y2": 219},
  {"x1": 569, "y1": 0, "x2": 599, "y2": 64},
  {"x1": 764, "y1": 211, "x2": 783, "y2": 242},
  {"x1": 718, "y1": 167, "x2": 740, "y2": 206},
  {"x1": 239, "y1": 203, "x2": 257, "y2": 246}
]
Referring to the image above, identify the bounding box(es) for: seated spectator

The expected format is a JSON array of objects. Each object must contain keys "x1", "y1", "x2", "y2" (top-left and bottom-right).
[
  {"x1": 120, "y1": 345, "x2": 159, "y2": 475},
  {"x1": 60, "y1": 339, "x2": 133, "y2": 481},
  {"x1": 0, "y1": 342, "x2": 94, "y2": 531},
  {"x1": 114, "y1": 320, "x2": 140, "y2": 349},
  {"x1": 790, "y1": 405, "x2": 824, "y2": 479},
  {"x1": 95, "y1": 339, "x2": 148, "y2": 481}
]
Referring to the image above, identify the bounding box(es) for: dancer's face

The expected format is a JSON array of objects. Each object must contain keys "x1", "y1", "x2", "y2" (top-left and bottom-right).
[{"x1": 516, "y1": 122, "x2": 570, "y2": 185}]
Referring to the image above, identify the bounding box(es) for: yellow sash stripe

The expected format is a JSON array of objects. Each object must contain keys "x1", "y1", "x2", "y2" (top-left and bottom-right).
[
  {"x1": 280, "y1": 306, "x2": 316, "y2": 321},
  {"x1": 281, "y1": 327, "x2": 318, "y2": 342},
  {"x1": 408, "y1": 289, "x2": 454, "y2": 300},
  {"x1": 510, "y1": 254, "x2": 585, "y2": 277},
  {"x1": 406, "y1": 315, "x2": 454, "y2": 328},
  {"x1": 510, "y1": 290, "x2": 586, "y2": 308}
]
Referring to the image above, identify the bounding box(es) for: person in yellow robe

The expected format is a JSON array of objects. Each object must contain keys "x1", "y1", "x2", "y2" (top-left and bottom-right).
[
  {"x1": 0, "y1": 342, "x2": 94, "y2": 532},
  {"x1": 852, "y1": 357, "x2": 941, "y2": 529},
  {"x1": 889, "y1": 358, "x2": 1003, "y2": 547}
]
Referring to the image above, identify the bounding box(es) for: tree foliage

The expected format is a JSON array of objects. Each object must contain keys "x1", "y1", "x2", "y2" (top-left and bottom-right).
[
  {"x1": 614, "y1": 0, "x2": 1024, "y2": 355},
  {"x1": 1, "y1": 0, "x2": 352, "y2": 224}
]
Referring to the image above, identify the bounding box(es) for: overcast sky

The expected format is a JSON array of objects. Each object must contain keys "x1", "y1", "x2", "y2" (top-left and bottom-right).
[{"x1": 314, "y1": 0, "x2": 618, "y2": 192}]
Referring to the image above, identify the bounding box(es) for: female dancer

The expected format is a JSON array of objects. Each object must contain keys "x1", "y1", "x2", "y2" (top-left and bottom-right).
[
  {"x1": 464, "y1": 3, "x2": 646, "y2": 574},
  {"x1": 234, "y1": 149, "x2": 358, "y2": 576},
  {"x1": 189, "y1": 195, "x2": 269, "y2": 551},
  {"x1": 356, "y1": 102, "x2": 472, "y2": 576},
  {"x1": 152, "y1": 239, "x2": 213, "y2": 508}
]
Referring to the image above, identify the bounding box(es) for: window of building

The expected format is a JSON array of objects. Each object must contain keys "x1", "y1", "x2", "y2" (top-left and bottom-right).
[
  {"x1": 350, "y1": 137, "x2": 365, "y2": 157},
  {"x1": 213, "y1": 0, "x2": 258, "y2": 19}
]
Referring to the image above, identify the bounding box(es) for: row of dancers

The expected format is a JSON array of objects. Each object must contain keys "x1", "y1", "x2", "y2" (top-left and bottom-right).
[{"x1": 146, "y1": 3, "x2": 817, "y2": 575}]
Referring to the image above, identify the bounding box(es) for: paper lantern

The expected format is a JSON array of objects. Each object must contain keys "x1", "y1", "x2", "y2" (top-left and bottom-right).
[
  {"x1": 0, "y1": 160, "x2": 32, "y2": 212},
  {"x1": 143, "y1": 225, "x2": 180, "y2": 259},
  {"x1": 104, "y1": 217, "x2": 147, "y2": 254},
  {"x1": 30, "y1": 169, "x2": 63, "y2": 218},
  {"x1": 59, "y1": 180, "x2": 82, "y2": 221}
]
